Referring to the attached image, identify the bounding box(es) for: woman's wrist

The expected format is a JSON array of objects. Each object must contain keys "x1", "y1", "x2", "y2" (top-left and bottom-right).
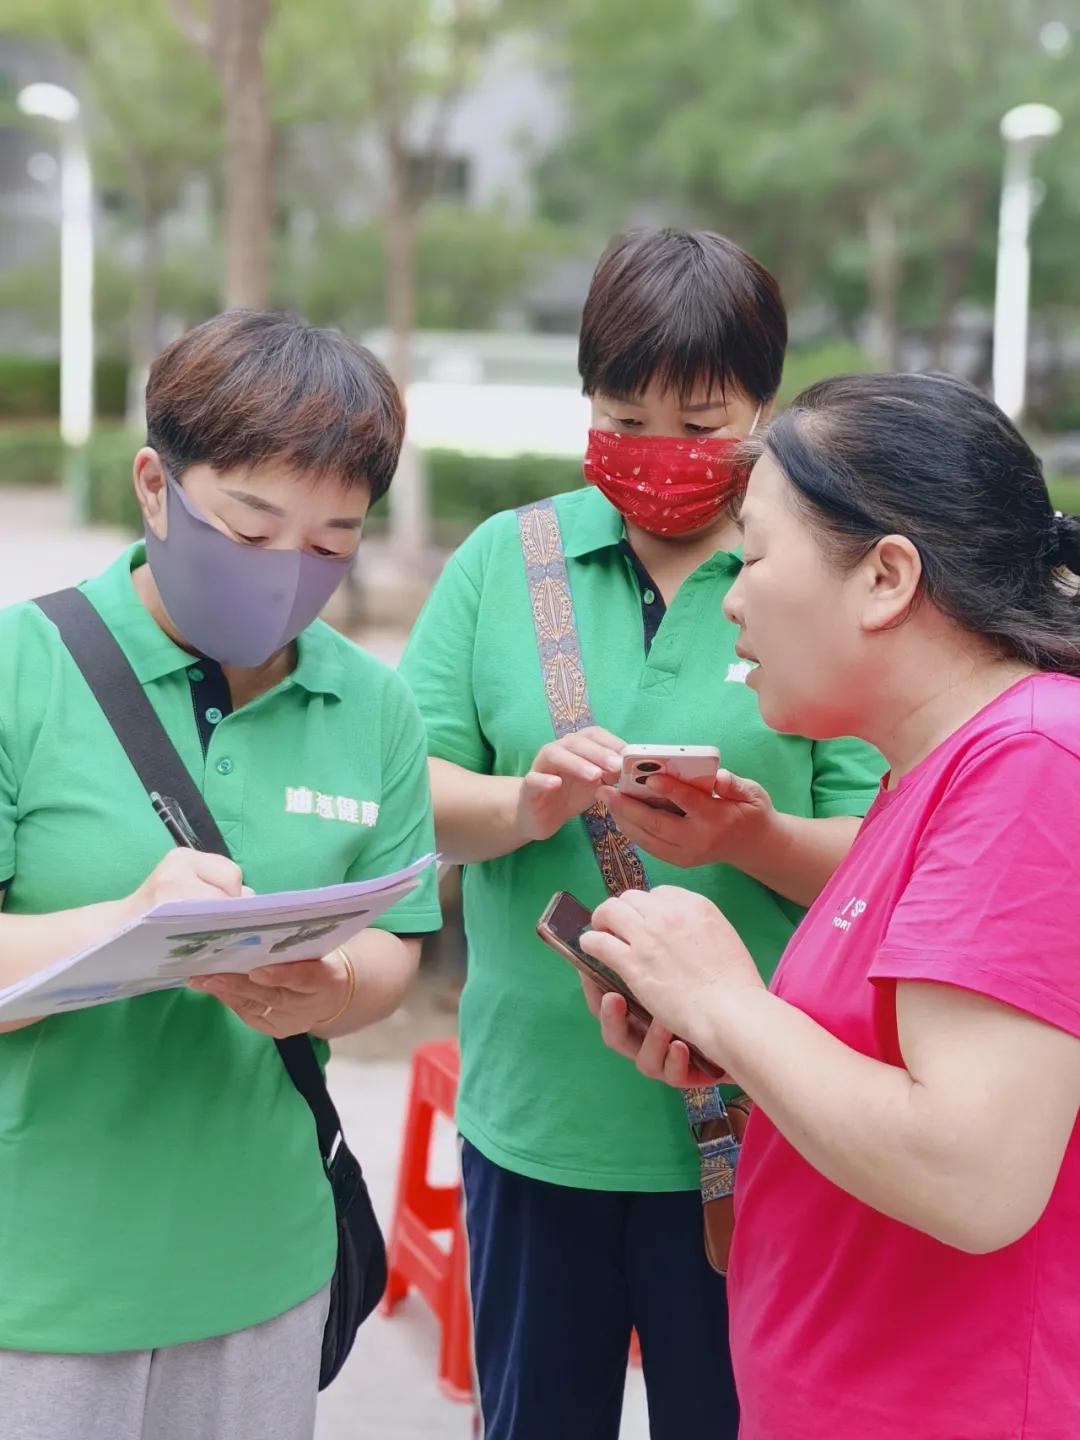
[
  {"x1": 695, "y1": 983, "x2": 779, "y2": 1092},
  {"x1": 112, "y1": 891, "x2": 145, "y2": 929},
  {"x1": 504, "y1": 775, "x2": 531, "y2": 850},
  {"x1": 727, "y1": 804, "x2": 796, "y2": 881},
  {"x1": 310, "y1": 932, "x2": 421, "y2": 1039},
  {"x1": 317, "y1": 947, "x2": 356, "y2": 1026}
]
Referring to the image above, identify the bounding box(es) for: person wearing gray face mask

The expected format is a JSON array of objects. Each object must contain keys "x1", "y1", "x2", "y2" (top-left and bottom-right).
[
  {"x1": 144, "y1": 467, "x2": 352, "y2": 669},
  {"x1": 0, "y1": 311, "x2": 442, "y2": 1440}
]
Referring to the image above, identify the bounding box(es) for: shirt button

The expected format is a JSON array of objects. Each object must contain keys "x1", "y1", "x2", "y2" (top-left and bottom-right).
[
  {"x1": 205, "y1": 707, "x2": 223, "y2": 725},
  {"x1": 189, "y1": 666, "x2": 204, "y2": 683},
  {"x1": 216, "y1": 757, "x2": 234, "y2": 775},
  {"x1": 643, "y1": 588, "x2": 656, "y2": 605}
]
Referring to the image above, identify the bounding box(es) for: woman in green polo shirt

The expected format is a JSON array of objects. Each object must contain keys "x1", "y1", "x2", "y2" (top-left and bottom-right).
[
  {"x1": 0, "y1": 312, "x2": 440, "y2": 1440},
  {"x1": 399, "y1": 229, "x2": 884, "y2": 1440}
]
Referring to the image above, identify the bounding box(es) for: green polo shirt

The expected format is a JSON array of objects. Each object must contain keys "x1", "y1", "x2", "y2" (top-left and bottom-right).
[
  {"x1": 0, "y1": 543, "x2": 440, "y2": 1353},
  {"x1": 400, "y1": 486, "x2": 883, "y2": 1191}
]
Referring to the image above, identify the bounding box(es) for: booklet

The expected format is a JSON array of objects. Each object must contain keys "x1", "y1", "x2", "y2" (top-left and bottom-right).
[{"x1": 0, "y1": 854, "x2": 436, "y2": 1022}]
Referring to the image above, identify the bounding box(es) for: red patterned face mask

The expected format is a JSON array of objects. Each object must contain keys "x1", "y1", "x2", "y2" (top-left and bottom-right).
[{"x1": 583, "y1": 425, "x2": 754, "y2": 537}]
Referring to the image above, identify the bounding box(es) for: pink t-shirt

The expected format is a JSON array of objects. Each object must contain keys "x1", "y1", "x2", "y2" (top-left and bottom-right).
[{"x1": 728, "y1": 673, "x2": 1080, "y2": 1440}]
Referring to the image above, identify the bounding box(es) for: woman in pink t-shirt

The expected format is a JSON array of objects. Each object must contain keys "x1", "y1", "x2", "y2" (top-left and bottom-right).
[{"x1": 579, "y1": 372, "x2": 1080, "y2": 1439}]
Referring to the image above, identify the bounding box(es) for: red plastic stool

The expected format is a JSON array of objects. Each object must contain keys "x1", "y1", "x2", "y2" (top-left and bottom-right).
[{"x1": 382, "y1": 1039, "x2": 473, "y2": 1403}]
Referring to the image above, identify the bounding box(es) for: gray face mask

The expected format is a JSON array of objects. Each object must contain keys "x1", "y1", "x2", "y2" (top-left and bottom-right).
[{"x1": 144, "y1": 475, "x2": 352, "y2": 668}]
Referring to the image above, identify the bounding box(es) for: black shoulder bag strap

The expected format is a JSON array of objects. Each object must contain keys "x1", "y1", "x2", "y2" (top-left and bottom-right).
[
  {"x1": 33, "y1": 587, "x2": 339, "y2": 1153},
  {"x1": 35, "y1": 588, "x2": 385, "y2": 1384}
]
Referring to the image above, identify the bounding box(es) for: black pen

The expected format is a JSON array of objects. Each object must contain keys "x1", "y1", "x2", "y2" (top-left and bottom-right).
[{"x1": 150, "y1": 791, "x2": 202, "y2": 850}]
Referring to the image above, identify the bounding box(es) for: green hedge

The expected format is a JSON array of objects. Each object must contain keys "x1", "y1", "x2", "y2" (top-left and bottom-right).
[
  {"x1": 1051, "y1": 476, "x2": 1080, "y2": 514},
  {"x1": 0, "y1": 426, "x2": 586, "y2": 537},
  {"x1": 1, "y1": 424, "x2": 1078, "y2": 539},
  {"x1": 0, "y1": 426, "x2": 65, "y2": 487},
  {"x1": 424, "y1": 448, "x2": 583, "y2": 522},
  {"x1": 85, "y1": 429, "x2": 147, "y2": 529},
  {"x1": 0, "y1": 343, "x2": 877, "y2": 427},
  {"x1": 0, "y1": 357, "x2": 129, "y2": 421},
  {"x1": 0, "y1": 426, "x2": 145, "y2": 525},
  {"x1": 2, "y1": 345, "x2": 1079, "y2": 432},
  {"x1": 1033, "y1": 390, "x2": 1080, "y2": 434},
  {"x1": 778, "y1": 342, "x2": 879, "y2": 405}
]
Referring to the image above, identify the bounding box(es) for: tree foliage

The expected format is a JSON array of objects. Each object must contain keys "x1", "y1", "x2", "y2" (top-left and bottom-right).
[
  {"x1": 5, "y1": 0, "x2": 1080, "y2": 410},
  {"x1": 527, "y1": 0, "x2": 1080, "y2": 352}
]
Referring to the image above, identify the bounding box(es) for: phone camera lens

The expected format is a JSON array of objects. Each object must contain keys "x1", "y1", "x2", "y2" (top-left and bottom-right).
[{"x1": 636, "y1": 761, "x2": 662, "y2": 773}]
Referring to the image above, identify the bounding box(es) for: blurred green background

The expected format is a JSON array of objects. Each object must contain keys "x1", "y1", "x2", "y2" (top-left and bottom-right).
[{"x1": 2, "y1": 0, "x2": 1080, "y2": 535}]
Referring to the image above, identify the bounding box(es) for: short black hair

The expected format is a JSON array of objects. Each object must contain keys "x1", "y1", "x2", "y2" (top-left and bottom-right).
[
  {"x1": 146, "y1": 310, "x2": 405, "y2": 501},
  {"x1": 755, "y1": 371, "x2": 1080, "y2": 676},
  {"x1": 578, "y1": 229, "x2": 787, "y2": 406}
]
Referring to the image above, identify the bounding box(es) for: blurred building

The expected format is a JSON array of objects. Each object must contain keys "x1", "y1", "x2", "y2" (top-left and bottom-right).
[{"x1": 0, "y1": 37, "x2": 82, "y2": 350}]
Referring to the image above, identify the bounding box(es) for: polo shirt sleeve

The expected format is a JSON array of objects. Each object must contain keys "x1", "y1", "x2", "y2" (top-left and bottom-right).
[
  {"x1": 810, "y1": 735, "x2": 886, "y2": 818},
  {"x1": 870, "y1": 734, "x2": 1080, "y2": 1039},
  {"x1": 398, "y1": 543, "x2": 494, "y2": 776},
  {"x1": 0, "y1": 718, "x2": 15, "y2": 890},
  {"x1": 350, "y1": 677, "x2": 442, "y2": 935}
]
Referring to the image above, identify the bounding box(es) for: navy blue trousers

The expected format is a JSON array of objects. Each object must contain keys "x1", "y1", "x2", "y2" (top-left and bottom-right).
[{"x1": 461, "y1": 1140, "x2": 739, "y2": 1440}]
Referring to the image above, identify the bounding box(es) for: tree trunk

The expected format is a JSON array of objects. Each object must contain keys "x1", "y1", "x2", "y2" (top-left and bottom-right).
[
  {"x1": 168, "y1": 0, "x2": 274, "y2": 310},
  {"x1": 126, "y1": 197, "x2": 163, "y2": 429},
  {"x1": 380, "y1": 124, "x2": 415, "y2": 392},
  {"x1": 864, "y1": 197, "x2": 901, "y2": 369},
  {"x1": 215, "y1": 0, "x2": 273, "y2": 309},
  {"x1": 930, "y1": 175, "x2": 988, "y2": 368},
  {"x1": 379, "y1": 123, "x2": 428, "y2": 555}
]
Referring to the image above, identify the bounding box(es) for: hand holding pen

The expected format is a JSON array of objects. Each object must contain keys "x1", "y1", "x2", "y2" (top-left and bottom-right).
[
  {"x1": 146, "y1": 790, "x2": 351, "y2": 1035},
  {"x1": 149, "y1": 791, "x2": 254, "y2": 898},
  {"x1": 124, "y1": 849, "x2": 245, "y2": 922}
]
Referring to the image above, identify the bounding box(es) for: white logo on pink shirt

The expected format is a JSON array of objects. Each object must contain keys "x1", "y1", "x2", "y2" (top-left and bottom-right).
[{"x1": 832, "y1": 895, "x2": 868, "y2": 932}]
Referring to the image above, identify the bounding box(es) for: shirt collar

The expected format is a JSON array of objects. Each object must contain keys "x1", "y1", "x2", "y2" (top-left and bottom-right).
[
  {"x1": 290, "y1": 622, "x2": 347, "y2": 699},
  {"x1": 562, "y1": 485, "x2": 630, "y2": 559},
  {"x1": 80, "y1": 542, "x2": 346, "y2": 698},
  {"x1": 562, "y1": 486, "x2": 743, "y2": 571}
]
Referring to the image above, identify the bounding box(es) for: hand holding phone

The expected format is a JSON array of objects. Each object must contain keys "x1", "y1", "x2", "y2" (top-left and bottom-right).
[
  {"x1": 536, "y1": 891, "x2": 726, "y2": 1081},
  {"x1": 517, "y1": 727, "x2": 626, "y2": 843},
  {"x1": 616, "y1": 745, "x2": 720, "y2": 816}
]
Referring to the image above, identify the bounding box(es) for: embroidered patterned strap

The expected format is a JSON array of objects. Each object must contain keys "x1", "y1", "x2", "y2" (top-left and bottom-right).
[
  {"x1": 685, "y1": 1083, "x2": 739, "y2": 1202},
  {"x1": 517, "y1": 500, "x2": 649, "y2": 896},
  {"x1": 516, "y1": 498, "x2": 733, "y2": 1197},
  {"x1": 688, "y1": 1082, "x2": 743, "y2": 1203},
  {"x1": 699, "y1": 1131, "x2": 740, "y2": 1202},
  {"x1": 683, "y1": 1084, "x2": 729, "y2": 1128}
]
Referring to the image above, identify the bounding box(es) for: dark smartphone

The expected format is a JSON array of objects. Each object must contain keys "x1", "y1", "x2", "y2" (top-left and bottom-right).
[{"x1": 535, "y1": 891, "x2": 726, "y2": 1081}]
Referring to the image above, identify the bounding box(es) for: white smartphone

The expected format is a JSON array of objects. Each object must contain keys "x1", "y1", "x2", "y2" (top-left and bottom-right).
[{"x1": 616, "y1": 744, "x2": 721, "y2": 815}]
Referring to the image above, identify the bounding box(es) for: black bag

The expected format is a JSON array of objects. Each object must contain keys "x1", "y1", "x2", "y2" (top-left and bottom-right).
[{"x1": 35, "y1": 587, "x2": 387, "y2": 1389}]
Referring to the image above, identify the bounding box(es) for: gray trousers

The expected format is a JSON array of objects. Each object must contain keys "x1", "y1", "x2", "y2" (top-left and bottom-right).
[{"x1": 0, "y1": 1283, "x2": 331, "y2": 1440}]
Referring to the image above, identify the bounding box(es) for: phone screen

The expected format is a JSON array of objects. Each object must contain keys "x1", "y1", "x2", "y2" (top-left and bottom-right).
[
  {"x1": 543, "y1": 894, "x2": 639, "y2": 1004},
  {"x1": 538, "y1": 891, "x2": 725, "y2": 1081}
]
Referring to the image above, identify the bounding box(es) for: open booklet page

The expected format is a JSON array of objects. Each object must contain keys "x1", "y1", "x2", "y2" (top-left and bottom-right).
[{"x1": 0, "y1": 854, "x2": 436, "y2": 1021}]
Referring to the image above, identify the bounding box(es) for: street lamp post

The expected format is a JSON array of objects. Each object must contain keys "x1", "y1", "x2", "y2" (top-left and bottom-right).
[
  {"x1": 17, "y1": 83, "x2": 94, "y2": 524},
  {"x1": 992, "y1": 103, "x2": 1062, "y2": 423}
]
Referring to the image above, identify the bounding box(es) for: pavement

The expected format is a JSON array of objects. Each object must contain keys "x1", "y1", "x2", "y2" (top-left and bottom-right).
[
  {"x1": 0, "y1": 488, "x2": 132, "y2": 610},
  {"x1": 318, "y1": 1058, "x2": 650, "y2": 1440},
  {"x1": 0, "y1": 490, "x2": 652, "y2": 1437}
]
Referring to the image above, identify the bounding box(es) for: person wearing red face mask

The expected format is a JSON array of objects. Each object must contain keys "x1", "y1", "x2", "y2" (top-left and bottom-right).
[{"x1": 399, "y1": 230, "x2": 884, "y2": 1440}]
